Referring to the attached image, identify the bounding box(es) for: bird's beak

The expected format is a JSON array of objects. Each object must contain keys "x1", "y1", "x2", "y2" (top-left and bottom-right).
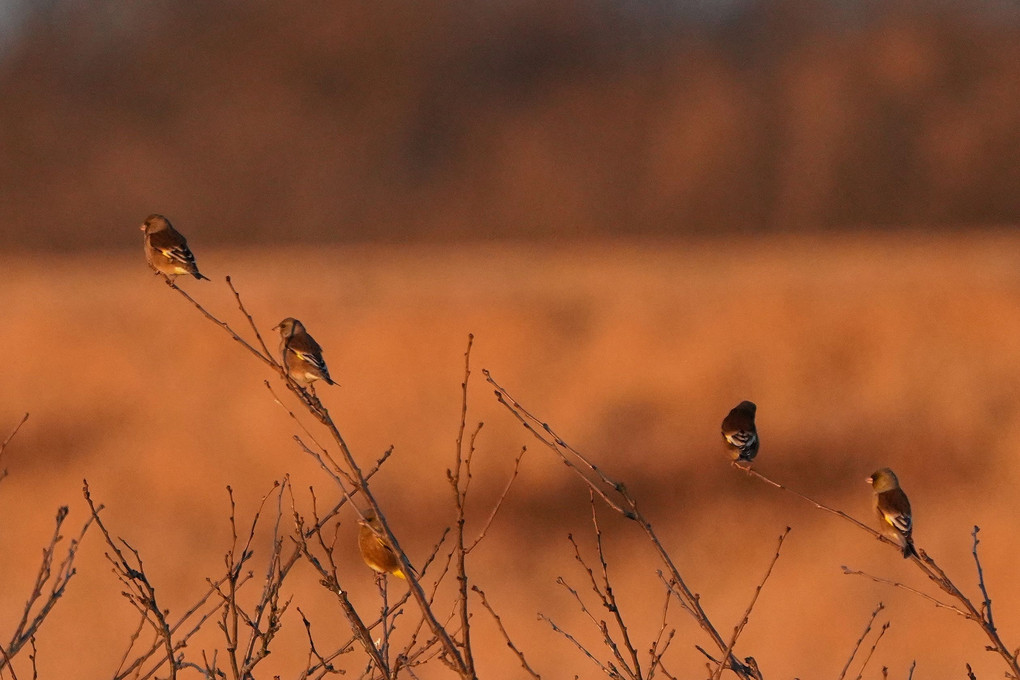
[
  {"x1": 866, "y1": 476, "x2": 874, "y2": 484},
  {"x1": 139, "y1": 224, "x2": 146, "y2": 231}
]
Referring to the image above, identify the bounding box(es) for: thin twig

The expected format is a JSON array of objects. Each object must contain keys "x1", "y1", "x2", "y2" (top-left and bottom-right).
[
  {"x1": 164, "y1": 278, "x2": 274, "y2": 369},
  {"x1": 837, "y1": 602, "x2": 885, "y2": 680},
  {"x1": 0, "y1": 640, "x2": 19, "y2": 680},
  {"x1": 711, "y1": 527, "x2": 790, "y2": 680},
  {"x1": 83, "y1": 482, "x2": 179, "y2": 680},
  {"x1": 556, "y1": 570, "x2": 622, "y2": 675},
  {"x1": 538, "y1": 612, "x2": 615, "y2": 677},
  {"x1": 0, "y1": 412, "x2": 29, "y2": 484},
  {"x1": 647, "y1": 588, "x2": 677, "y2": 680},
  {"x1": 0, "y1": 412, "x2": 29, "y2": 454},
  {"x1": 971, "y1": 527, "x2": 995, "y2": 630},
  {"x1": 264, "y1": 379, "x2": 349, "y2": 484},
  {"x1": 450, "y1": 334, "x2": 477, "y2": 678},
  {"x1": 225, "y1": 276, "x2": 273, "y2": 360},
  {"x1": 739, "y1": 467, "x2": 888, "y2": 546},
  {"x1": 2, "y1": 505, "x2": 95, "y2": 672},
  {"x1": 852, "y1": 622, "x2": 890, "y2": 680},
  {"x1": 840, "y1": 568, "x2": 966, "y2": 617},
  {"x1": 296, "y1": 607, "x2": 346, "y2": 679},
  {"x1": 587, "y1": 495, "x2": 642, "y2": 679},
  {"x1": 466, "y1": 445, "x2": 527, "y2": 554},
  {"x1": 471, "y1": 586, "x2": 541, "y2": 680}
]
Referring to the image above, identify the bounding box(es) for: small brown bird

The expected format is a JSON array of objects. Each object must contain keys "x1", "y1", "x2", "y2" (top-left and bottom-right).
[
  {"x1": 868, "y1": 467, "x2": 918, "y2": 558},
  {"x1": 274, "y1": 318, "x2": 335, "y2": 387},
  {"x1": 721, "y1": 400, "x2": 759, "y2": 463},
  {"x1": 140, "y1": 214, "x2": 209, "y2": 281},
  {"x1": 358, "y1": 513, "x2": 414, "y2": 580}
]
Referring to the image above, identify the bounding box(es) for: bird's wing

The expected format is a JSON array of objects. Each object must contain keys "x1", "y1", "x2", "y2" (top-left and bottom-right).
[
  {"x1": 883, "y1": 510, "x2": 911, "y2": 534},
  {"x1": 725, "y1": 430, "x2": 757, "y2": 449},
  {"x1": 879, "y1": 490, "x2": 912, "y2": 534},
  {"x1": 372, "y1": 533, "x2": 396, "y2": 556},
  {"x1": 163, "y1": 246, "x2": 197, "y2": 267},
  {"x1": 291, "y1": 348, "x2": 328, "y2": 371},
  {"x1": 149, "y1": 232, "x2": 197, "y2": 268}
]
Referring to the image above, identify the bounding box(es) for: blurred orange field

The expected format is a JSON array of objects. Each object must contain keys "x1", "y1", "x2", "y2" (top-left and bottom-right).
[{"x1": 2, "y1": 231, "x2": 1020, "y2": 678}]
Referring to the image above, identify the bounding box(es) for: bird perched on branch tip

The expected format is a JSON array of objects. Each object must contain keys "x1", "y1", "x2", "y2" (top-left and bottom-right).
[
  {"x1": 721, "y1": 400, "x2": 759, "y2": 463},
  {"x1": 868, "y1": 467, "x2": 918, "y2": 559},
  {"x1": 141, "y1": 214, "x2": 209, "y2": 281},
  {"x1": 274, "y1": 317, "x2": 335, "y2": 388}
]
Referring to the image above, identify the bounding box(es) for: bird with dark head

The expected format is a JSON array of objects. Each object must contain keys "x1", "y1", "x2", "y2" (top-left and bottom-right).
[
  {"x1": 868, "y1": 467, "x2": 918, "y2": 558},
  {"x1": 721, "y1": 400, "x2": 759, "y2": 463},
  {"x1": 140, "y1": 214, "x2": 209, "y2": 281},
  {"x1": 273, "y1": 317, "x2": 335, "y2": 388}
]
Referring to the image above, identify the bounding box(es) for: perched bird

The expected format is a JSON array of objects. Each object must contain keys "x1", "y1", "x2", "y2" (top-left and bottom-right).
[
  {"x1": 721, "y1": 400, "x2": 759, "y2": 463},
  {"x1": 868, "y1": 467, "x2": 918, "y2": 558},
  {"x1": 358, "y1": 513, "x2": 414, "y2": 580},
  {"x1": 140, "y1": 214, "x2": 209, "y2": 281},
  {"x1": 274, "y1": 317, "x2": 335, "y2": 387}
]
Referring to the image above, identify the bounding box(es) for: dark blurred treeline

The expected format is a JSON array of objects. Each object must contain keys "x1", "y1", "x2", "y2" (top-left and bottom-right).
[{"x1": 0, "y1": 0, "x2": 1017, "y2": 250}]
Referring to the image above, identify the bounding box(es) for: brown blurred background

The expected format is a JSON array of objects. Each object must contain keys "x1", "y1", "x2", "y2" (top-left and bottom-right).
[
  {"x1": 1, "y1": 0, "x2": 1018, "y2": 248},
  {"x1": 2, "y1": 1, "x2": 1020, "y2": 678}
]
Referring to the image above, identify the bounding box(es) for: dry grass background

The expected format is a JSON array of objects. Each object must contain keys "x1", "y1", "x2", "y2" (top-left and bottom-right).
[{"x1": 2, "y1": 230, "x2": 1020, "y2": 678}]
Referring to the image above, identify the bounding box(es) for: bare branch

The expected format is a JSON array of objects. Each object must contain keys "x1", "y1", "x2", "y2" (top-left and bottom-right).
[
  {"x1": 485, "y1": 370, "x2": 754, "y2": 679},
  {"x1": 646, "y1": 586, "x2": 677, "y2": 680},
  {"x1": 971, "y1": 527, "x2": 995, "y2": 630},
  {"x1": 295, "y1": 607, "x2": 347, "y2": 679},
  {"x1": 741, "y1": 465, "x2": 1020, "y2": 678},
  {"x1": 838, "y1": 602, "x2": 885, "y2": 680},
  {"x1": 225, "y1": 275, "x2": 273, "y2": 360},
  {"x1": 291, "y1": 496, "x2": 391, "y2": 675},
  {"x1": 163, "y1": 277, "x2": 275, "y2": 370},
  {"x1": 840, "y1": 567, "x2": 964, "y2": 616},
  {"x1": 711, "y1": 527, "x2": 790, "y2": 680},
  {"x1": 164, "y1": 275, "x2": 472, "y2": 675},
  {"x1": 472, "y1": 586, "x2": 541, "y2": 680},
  {"x1": 0, "y1": 412, "x2": 29, "y2": 485},
  {"x1": 538, "y1": 612, "x2": 616, "y2": 678},
  {"x1": 586, "y1": 496, "x2": 642, "y2": 679},
  {"x1": 83, "y1": 481, "x2": 184, "y2": 679},
  {"x1": 450, "y1": 334, "x2": 477, "y2": 677},
  {"x1": 738, "y1": 467, "x2": 888, "y2": 546},
  {"x1": 0, "y1": 639, "x2": 19, "y2": 680},
  {"x1": 466, "y1": 445, "x2": 527, "y2": 554},
  {"x1": 2, "y1": 503, "x2": 95, "y2": 672},
  {"x1": 852, "y1": 621, "x2": 890, "y2": 680}
]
